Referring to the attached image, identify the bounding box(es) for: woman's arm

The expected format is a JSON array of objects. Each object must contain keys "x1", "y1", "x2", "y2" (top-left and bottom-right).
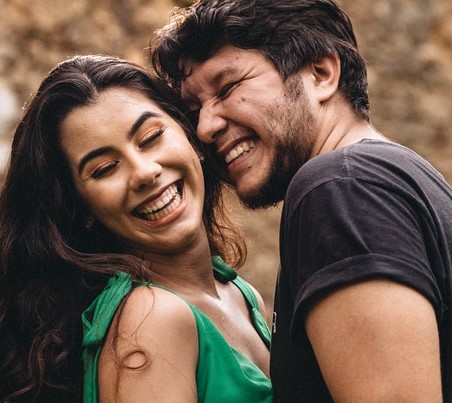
[{"x1": 98, "y1": 286, "x2": 199, "y2": 403}]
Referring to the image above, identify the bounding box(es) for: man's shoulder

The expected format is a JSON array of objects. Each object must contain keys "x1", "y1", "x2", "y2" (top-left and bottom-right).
[
  {"x1": 302, "y1": 139, "x2": 411, "y2": 172},
  {"x1": 284, "y1": 139, "x2": 435, "y2": 211},
  {"x1": 289, "y1": 140, "x2": 425, "y2": 191}
]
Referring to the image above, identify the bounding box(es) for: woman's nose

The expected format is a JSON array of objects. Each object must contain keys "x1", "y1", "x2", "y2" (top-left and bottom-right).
[{"x1": 129, "y1": 157, "x2": 163, "y2": 191}]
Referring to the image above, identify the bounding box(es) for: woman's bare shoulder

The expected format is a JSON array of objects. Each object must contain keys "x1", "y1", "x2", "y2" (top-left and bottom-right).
[
  {"x1": 98, "y1": 285, "x2": 199, "y2": 402},
  {"x1": 118, "y1": 285, "x2": 197, "y2": 337}
]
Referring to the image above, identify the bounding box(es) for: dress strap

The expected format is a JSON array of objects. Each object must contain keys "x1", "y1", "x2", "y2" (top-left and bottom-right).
[
  {"x1": 212, "y1": 256, "x2": 271, "y2": 348},
  {"x1": 82, "y1": 272, "x2": 133, "y2": 403},
  {"x1": 212, "y1": 255, "x2": 237, "y2": 282},
  {"x1": 82, "y1": 272, "x2": 132, "y2": 347}
]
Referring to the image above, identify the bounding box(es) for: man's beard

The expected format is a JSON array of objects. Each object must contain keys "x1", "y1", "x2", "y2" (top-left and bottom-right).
[
  {"x1": 239, "y1": 149, "x2": 296, "y2": 210},
  {"x1": 240, "y1": 76, "x2": 315, "y2": 210}
]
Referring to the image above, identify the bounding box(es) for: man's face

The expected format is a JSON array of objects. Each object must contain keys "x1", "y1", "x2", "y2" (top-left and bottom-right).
[{"x1": 180, "y1": 45, "x2": 316, "y2": 208}]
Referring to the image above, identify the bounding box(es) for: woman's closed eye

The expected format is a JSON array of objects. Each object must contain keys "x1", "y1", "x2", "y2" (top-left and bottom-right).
[
  {"x1": 91, "y1": 160, "x2": 120, "y2": 179},
  {"x1": 138, "y1": 126, "x2": 165, "y2": 148}
]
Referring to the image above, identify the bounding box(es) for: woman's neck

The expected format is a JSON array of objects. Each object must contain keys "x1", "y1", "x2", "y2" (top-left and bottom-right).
[{"x1": 129, "y1": 232, "x2": 218, "y2": 296}]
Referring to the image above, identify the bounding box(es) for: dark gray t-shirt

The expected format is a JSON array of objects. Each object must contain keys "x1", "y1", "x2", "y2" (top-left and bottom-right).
[{"x1": 271, "y1": 140, "x2": 452, "y2": 402}]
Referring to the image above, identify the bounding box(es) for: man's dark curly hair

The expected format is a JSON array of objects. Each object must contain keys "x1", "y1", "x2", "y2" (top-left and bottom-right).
[{"x1": 151, "y1": 0, "x2": 370, "y2": 121}]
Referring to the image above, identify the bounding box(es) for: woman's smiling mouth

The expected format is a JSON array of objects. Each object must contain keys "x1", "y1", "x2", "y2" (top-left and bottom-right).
[{"x1": 133, "y1": 181, "x2": 183, "y2": 221}]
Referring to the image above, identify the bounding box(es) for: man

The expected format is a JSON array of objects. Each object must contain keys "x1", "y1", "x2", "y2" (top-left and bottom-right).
[{"x1": 151, "y1": 0, "x2": 452, "y2": 401}]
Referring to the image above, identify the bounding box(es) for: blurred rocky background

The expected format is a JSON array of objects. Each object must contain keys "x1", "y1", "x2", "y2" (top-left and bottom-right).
[{"x1": 1, "y1": 0, "x2": 451, "y2": 317}]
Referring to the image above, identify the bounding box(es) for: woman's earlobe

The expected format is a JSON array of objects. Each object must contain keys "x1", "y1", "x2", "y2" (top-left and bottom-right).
[
  {"x1": 84, "y1": 216, "x2": 95, "y2": 230},
  {"x1": 197, "y1": 151, "x2": 205, "y2": 163}
]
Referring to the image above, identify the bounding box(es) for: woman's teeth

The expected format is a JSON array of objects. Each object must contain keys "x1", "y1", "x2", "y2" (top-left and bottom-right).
[
  {"x1": 225, "y1": 140, "x2": 255, "y2": 164},
  {"x1": 136, "y1": 183, "x2": 182, "y2": 221}
]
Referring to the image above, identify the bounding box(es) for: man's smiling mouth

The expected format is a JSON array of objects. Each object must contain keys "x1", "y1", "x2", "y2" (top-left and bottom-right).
[{"x1": 224, "y1": 140, "x2": 255, "y2": 164}]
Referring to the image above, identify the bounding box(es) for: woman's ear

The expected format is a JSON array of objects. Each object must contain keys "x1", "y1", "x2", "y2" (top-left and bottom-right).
[{"x1": 310, "y1": 54, "x2": 341, "y2": 102}]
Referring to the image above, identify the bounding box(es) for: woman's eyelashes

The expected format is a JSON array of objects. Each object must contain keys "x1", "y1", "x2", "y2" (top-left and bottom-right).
[
  {"x1": 91, "y1": 160, "x2": 119, "y2": 179},
  {"x1": 138, "y1": 126, "x2": 165, "y2": 148}
]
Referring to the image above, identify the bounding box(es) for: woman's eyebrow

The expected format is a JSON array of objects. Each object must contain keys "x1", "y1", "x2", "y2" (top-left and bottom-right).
[
  {"x1": 77, "y1": 146, "x2": 112, "y2": 175},
  {"x1": 77, "y1": 111, "x2": 163, "y2": 175},
  {"x1": 128, "y1": 111, "x2": 162, "y2": 140}
]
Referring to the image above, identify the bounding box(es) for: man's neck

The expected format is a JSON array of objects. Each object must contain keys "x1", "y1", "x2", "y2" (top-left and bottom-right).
[{"x1": 311, "y1": 103, "x2": 386, "y2": 158}]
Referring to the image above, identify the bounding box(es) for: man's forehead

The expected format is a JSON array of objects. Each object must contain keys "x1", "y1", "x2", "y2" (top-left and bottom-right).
[
  {"x1": 180, "y1": 56, "x2": 240, "y2": 87},
  {"x1": 179, "y1": 44, "x2": 256, "y2": 74}
]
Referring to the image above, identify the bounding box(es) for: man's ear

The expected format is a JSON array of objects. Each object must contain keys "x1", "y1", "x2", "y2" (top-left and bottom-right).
[{"x1": 309, "y1": 54, "x2": 341, "y2": 102}]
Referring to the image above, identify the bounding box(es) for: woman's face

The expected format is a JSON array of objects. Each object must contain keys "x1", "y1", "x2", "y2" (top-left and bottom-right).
[{"x1": 60, "y1": 87, "x2": 206, "y2": 256}]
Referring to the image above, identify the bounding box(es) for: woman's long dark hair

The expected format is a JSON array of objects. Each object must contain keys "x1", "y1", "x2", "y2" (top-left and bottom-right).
[{"x1": 0, "y1": 55, "x2": 246, "y2": 402}]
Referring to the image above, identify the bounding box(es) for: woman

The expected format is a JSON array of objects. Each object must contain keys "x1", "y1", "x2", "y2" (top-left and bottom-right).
[{"x1": 0, "y1": 55, "x2": 272, "y2": 402}]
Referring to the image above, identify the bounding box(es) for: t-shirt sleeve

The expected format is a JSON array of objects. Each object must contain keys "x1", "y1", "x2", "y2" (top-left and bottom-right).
[{"x1": 283, "y1": 176, "x2": 443, "y2": 336}]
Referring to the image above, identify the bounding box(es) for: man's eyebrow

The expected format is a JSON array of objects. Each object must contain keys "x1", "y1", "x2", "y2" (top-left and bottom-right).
[
  {"x1": 210, "y1": 67, "x2": 238, "y2": 87},
  {"x1": 182, "y1": 67, "x2": 239, "y2": 102},
  {"x1": 77, "y1": 111, "x2": 162, "y2": 175}
]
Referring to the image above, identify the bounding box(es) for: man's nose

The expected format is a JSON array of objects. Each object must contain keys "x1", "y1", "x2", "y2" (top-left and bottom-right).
[
  {"x1": 129, "y1": 157, "x2": 163, "y2": 192},
  {"x1": 196, "y1": 103, "x2": 227, "y2": 144}
]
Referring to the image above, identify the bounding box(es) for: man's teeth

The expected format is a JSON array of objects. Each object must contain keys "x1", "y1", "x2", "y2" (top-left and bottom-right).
[
  {"x1": 225, "y1": 140, "x2": 255, "y2": 164},
  {"x1": 137, "y1": 184, "x2": 182, "y2": 221}
]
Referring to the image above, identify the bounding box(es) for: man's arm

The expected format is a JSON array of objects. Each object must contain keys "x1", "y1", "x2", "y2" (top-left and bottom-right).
[{"x1": 305, "y1": 278, "x2": 442, "y2": 402}]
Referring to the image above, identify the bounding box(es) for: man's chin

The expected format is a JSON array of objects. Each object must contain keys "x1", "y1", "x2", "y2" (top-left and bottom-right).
[{"x1": 236, "y1": 186, "x2": 283, "y2": 210}]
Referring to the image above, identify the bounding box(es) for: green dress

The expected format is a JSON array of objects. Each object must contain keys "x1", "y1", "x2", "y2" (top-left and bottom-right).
[{"x1": 82, "y1": 256, "x2": 273, "y2": 402}]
